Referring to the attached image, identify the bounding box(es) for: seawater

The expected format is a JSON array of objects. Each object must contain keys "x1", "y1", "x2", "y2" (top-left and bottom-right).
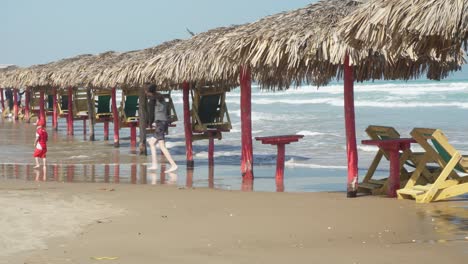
[{"x1": 1, "y1": 79, "x2": 468, "y2": 193}]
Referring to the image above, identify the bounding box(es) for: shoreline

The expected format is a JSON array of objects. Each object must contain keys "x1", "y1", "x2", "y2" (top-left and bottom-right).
[{"x1": 1, "y1": 179, "x2": 466, "y2": 264}]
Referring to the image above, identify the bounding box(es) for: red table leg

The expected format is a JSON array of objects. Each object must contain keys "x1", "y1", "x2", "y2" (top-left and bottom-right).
[
  {"x1": 276, "y1": 143, "x2": 286, "y2": 181},
  {"x1": 130, "y1": 123, "x2": 137, "y2": 147},
  {"x1": 208, "y1": 131, "x2": 215, "y2": 167},
  {"x1": 104, "y1": 121, "x2": 109, "y2": 140},
  {"x1": 387, "y1": 146, "x2": 400, "y2": 197}
]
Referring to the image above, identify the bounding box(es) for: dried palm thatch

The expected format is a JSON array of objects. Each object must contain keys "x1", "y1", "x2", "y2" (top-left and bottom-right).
[
  {"x1": 92, "y1": 39, "x2": 182, "y2": 89},
  {"x1": 338, "y1": 0, "x2": 468, "y2": 60},
  {"x1": 50, "y1": 51, "x2": 119, "y2": 88},
  {"x1": 142, "y1": 26, "x2": 242, "y2": 90},
  {"x1": 142, "y1": 0, "x2": 462, "y2": 90},
  {"x1": 0, "y1": 65, "x2": 19, "y2": 88}
]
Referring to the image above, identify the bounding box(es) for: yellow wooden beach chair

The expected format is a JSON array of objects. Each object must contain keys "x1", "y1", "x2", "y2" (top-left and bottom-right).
[
  {"x1": 397, "y1": 128, "x2": 468, "y2": 203},
  {"x1": 94, "y1": 90, "x2": 113, "y2": 122},
  {"x1": 359, "y1": 125, "x2": 436, "y2": 195},
  {"x1": 119, "y1": 89, "x2": 139, "y2": 127},
  {"x1": 191, "y1": 87, "x2": 232, "y2": 140},
  {"x1": 72, "y1": 88, "x2": 89, "y2": 119}
]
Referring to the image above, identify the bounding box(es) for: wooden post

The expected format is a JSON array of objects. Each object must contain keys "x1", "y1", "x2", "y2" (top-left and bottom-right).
[
  {"x1": 183, "y1": 81, "x2": 194, "y2": 168},
  {"x1": 104, "y1": 122, "x2": 109, "y2": 140},
  {"x1": 130, "y1": 123, "x2": 137, "y2": 147},
  {"x1": 0, "y1": 88, "x2": 4, "y2": 111},
  {"x1": 86, "y1": 88, "x2": 95, "y2": 141},
  {"x1": 111, "y1": 87, "x2": 119, "y2": 147},
  {"x1": 138, "y1": 87, "x2": 148, "y2": 155},
  {"x1": 240, "y1": 66, "x2": 254, "y2": 180},
  {"x1": 67, "y1": 87, "x2": 74, "y2": 135},
  {"x1": 208, "y1": 131, "x2": 215, "y2": 167},
  {"x1": 344, "y1": 54, "x2": 358, "y2": 198},
  {"x1": 276, "y1": 144, "x2": 286, "y2": 181},
  {"x1": 13, "y1": 89, "x2": 18, "y2": 120},
  {"x1": 52, "y1": 88, "x2": 58, "y2": 130},
  {"x1": 25, "y1": 90, "x2": 30, "y2": 122},
  {"x1": 39, "y1": 90, "x2": 45, "y2": 122}
]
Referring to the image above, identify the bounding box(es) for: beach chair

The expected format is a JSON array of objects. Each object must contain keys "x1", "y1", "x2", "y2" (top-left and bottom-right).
[
  {"x1": 359, "y1": 125, "x2": 437, "y2": 195},
  {"x1": 397, "y1": 128, "x2": 468, "y2": 203},
  {"x1": 56, "y1": 91, "x2": 69, "y2": 117},
  {"x1": 72, "y1": 88, "x2": 89, "y2": 119},
  {"x1": 191, "y1": 87, "x2": 231, "y2": 140},
  {"x1": 119, "y1": 90, "x2": 139, "y2": 127},
  {"x1": 94, "y1": 90, "x2": 113, "y2": 122}
]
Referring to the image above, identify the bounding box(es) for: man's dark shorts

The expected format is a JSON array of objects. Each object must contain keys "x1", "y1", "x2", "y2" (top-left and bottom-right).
[{"x1": 154, "y1": 120, "x2": 168, "y2": 140}]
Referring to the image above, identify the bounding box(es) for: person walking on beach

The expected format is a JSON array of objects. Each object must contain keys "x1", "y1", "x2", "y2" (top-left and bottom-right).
[
  {"x1": 148, "y1": 92, "x2": 178, "y2": 173},
  {"x1": 144, "y1": 83, "x2": 157, "y2": 128},
  {"x1": 33, "y1": 119, "x2": 48, "y2": 169}
]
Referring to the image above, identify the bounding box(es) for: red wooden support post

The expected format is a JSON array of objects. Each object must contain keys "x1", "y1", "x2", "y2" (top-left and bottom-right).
[
  {"x1": 186, "y1": 168, "x2": 193, "y2": 188},
  {"x1": 67, "y1": 87, "x2": 74, "y2": 135},
  {"x1": 52, "y1": 88, "x2": 58, "y2": 130},
  {"x1": 344, "y1": 54, "x2": 358, "y2": 198},
  {"x1": 182, "y1": 81, "x2": 194, "y2": 168},
  {"x1": 104, "y1": 121, "x2": 109, "y2": 140},
  {"x1": 0, "y1": 88, "x2": 4, "y2": 111},
  {"x1": 276, "y1": 144, "x2": 286, "y2": 181},
  {"x1": 240, "y1": 66, "x2": 254, "y2": 180},
  {"x1": 25, "y1": 90, "x2": 30, "y2": 122},
  {"x1": 39, "y1": 90, "x2": 45, "y2": 122},
  {"x1": 13, "y1": 89, "x2": 18, "y2": 120},
  {"x1": 130, "y1": 123, "x2": 137, "y2": 147},
  {"x1": 208, "y1": 131, "x2": 215, "y2": 167},
  {"x1": 111, "y1": 87, "x2": 120, "y2": 147}
]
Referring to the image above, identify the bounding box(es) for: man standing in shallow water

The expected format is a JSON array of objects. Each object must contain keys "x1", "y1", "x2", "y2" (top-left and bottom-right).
[
  {"x1": 147, "y1": 92, "x2": 178, "y2": 173},
  {"x1": 33, "y1": 119, "x2": 48, "y2": 169}
]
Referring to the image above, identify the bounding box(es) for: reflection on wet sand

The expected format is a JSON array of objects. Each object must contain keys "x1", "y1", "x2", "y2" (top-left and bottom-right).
[{"x1": 416, "y1": 205, "x2": 468, "y2": 242}]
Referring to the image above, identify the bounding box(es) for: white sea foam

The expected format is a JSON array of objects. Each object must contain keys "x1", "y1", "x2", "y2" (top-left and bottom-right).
[
  {"x1": 358, "y1": 145, "x2": 379, "y2": 152},
  {"x1": 296, "y1": 131, "x2": 335, "y2": 137},
  {"x1": 285, "y1": 159, "x2": 347, "y2": 169}
]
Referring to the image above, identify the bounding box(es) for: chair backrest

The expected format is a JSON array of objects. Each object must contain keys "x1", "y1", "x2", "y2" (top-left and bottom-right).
[
  {"x1": 199, "y1": 94, "x2": 221, "y2": 124},
  {"x1": 96, "y1": 95, "x2": 111, "y2": 114},
  {"x1": 60, "y1": 95, "x2": 69, "y2": 111},
  {"x1": 366, "y1": 125, "x2": 400, "y2": 141},
  {"x1": 124, "y1": 95, "x2": 139, "y2": 118},
  {"x1": 47, "y1": 95, "x2": 54, "y2": 111},
  {"x1": 365, "y1": 125, "x2": 401, "y2": 161},
  {"x1": 411, "y1": 128, "x2": 466, "y2": 172}
]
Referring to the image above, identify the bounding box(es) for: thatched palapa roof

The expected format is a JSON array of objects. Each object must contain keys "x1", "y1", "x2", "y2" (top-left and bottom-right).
[
  {"x1": 140, "y1": 0, "x2": 463, "y2": 90},
  {"x1": 92, "y1": 39, "x2": 182, "y2": 89},
  {"x1": 1, "y1": 0, "x2": 465, "y2": 91},
  {"x1": 338, "y1": 0, "x2": 468, "y2": 60}
]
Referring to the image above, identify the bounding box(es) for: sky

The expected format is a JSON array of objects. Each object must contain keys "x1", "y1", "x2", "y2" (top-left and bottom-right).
[{"x1": 1, "y1": 0, "x2": 466, "y2": 80}]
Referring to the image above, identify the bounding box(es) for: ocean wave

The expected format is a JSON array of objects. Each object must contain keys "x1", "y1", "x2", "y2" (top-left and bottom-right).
[
  {"x1": 296, "y1": 131, "x2": 338, "y2": 137},
  {"x1": 224, "y1": 97, "x2": 468, "y2": 109},
  {"x1": 284, "y1": 159, "x2": 347, "y2": 169}
]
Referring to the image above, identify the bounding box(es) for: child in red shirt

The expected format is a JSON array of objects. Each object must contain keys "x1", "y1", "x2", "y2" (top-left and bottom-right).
[{"x1": 33, "y1": 119, "x2": 48, "y2": 168}]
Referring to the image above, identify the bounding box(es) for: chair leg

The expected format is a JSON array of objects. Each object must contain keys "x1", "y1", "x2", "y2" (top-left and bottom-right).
[{"x1": 417, "y1": 154, "x2": 461, "y2": 203}]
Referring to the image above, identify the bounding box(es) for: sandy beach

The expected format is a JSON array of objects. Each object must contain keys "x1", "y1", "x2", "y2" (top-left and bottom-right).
[{"x1": 0, "y1": 179, "x2": 466, "y2": 264}]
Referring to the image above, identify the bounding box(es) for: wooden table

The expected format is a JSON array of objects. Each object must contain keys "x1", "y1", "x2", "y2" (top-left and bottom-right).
[
  {"x1": 255, "y1": 135, "x2": 304, "y2": 181},
  {"x1": 361, "y1": 138, "x2": 416, "y2": 197}
]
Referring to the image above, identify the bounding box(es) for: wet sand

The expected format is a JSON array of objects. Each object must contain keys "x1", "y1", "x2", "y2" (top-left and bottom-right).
[
  {"x1": 0, "y1": 180, "x2": 467, "y2": 264},
  {"x1": 1, "y1": 118, "x2": 467, "y2": 263}
]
